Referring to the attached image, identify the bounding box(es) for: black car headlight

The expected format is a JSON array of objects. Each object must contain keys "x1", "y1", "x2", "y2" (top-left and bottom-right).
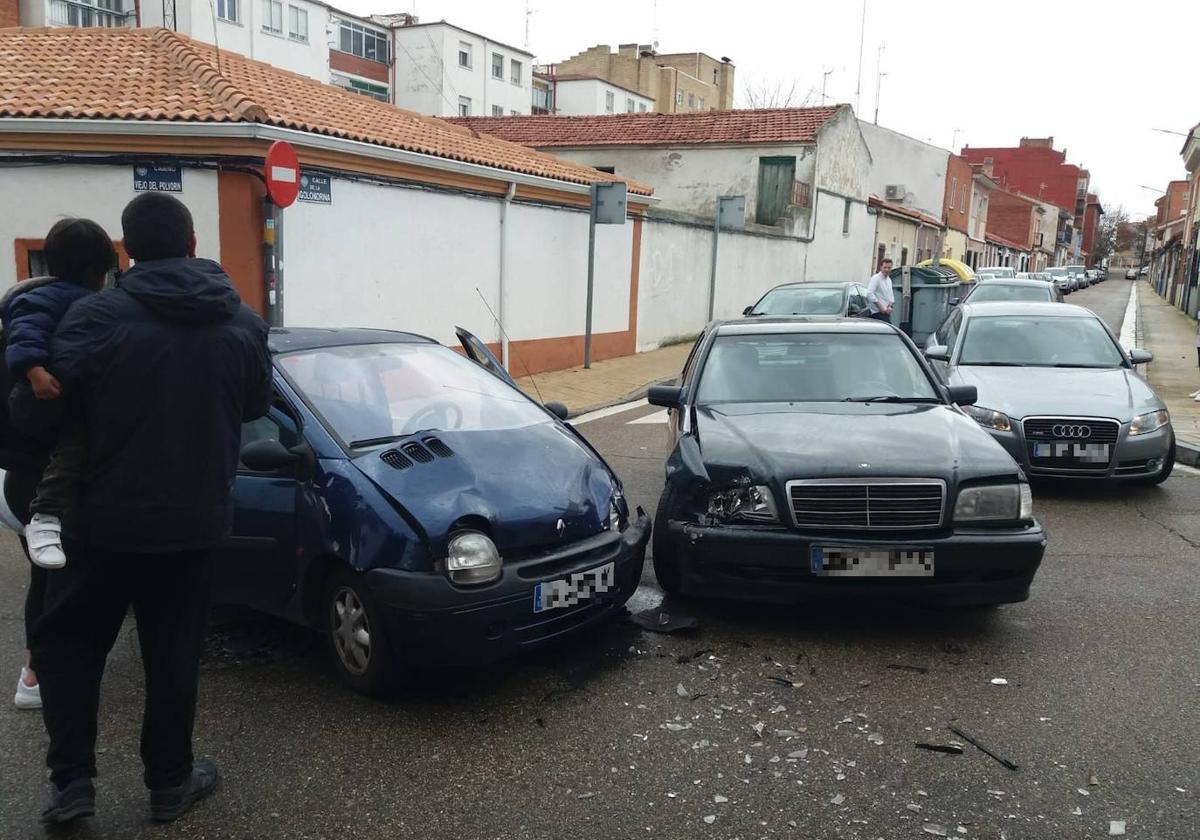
[
  {"x1": 1129, "y1": 409, "x2": 1169, "y2": 437},
  {"x1": 963, "y1": 404, "x2": 1012, "y2": 432},
  {"x1": 707, "y1": 484, "x2": 779, "y2": 524},
  {"x1": 954, "y1": 483, "x2": 1033, "y2": 524},
  {"x1": 445, "y1": 531, "x2": 503, "y2": 585}
]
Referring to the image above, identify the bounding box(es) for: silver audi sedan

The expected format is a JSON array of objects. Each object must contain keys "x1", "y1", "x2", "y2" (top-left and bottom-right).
[{"x1": 924, "y1": 302, "x2": 1175, "y2": 484}]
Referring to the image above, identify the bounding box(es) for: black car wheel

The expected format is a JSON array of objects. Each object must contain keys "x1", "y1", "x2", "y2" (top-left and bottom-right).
[
  {"x1": 1134, "y1": 435, "x2": 1176, "y2": 487},
  {"x1": 652, "y1": 491, "x2": 684, "y2": 597},
  {"x1": 325, "y1": 565, "x2": 398, "y2": 696}
]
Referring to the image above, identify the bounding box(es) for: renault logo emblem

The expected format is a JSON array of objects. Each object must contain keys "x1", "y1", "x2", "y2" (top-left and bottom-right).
[
  {"x1": 556, "y1": 518, "x2": 566, "y2": 537},
  {"x1": 1052, "y1": 424, "x2": 1092, "y2": 439}
]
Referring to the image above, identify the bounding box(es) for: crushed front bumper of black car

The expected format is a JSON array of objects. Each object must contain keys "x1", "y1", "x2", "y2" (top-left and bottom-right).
[
  {"x1": 364, "y1": 512, "x2": 650, "y2": 666},
  {"x1": 661, "y1": 518, "x2": 1046, "y2": 606}
]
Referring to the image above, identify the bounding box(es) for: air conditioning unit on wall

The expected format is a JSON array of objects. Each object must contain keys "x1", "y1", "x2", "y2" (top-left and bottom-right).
[{"x1": 885, "y1": 184, "x2": 906, "y2": 201}]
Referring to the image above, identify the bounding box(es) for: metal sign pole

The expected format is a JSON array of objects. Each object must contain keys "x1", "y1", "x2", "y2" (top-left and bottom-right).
[
  {"x1": 708, "y1": 201, "x2": 721, "y2": 321},
  {"x1": 584, "y1": 191, "x2": 598, "y2": 369},
  {"x1": 707, "y1": 195, "x2": 746, "y2": 322}
]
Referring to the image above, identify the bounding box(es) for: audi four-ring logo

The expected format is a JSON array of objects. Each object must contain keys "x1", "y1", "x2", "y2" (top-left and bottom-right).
[{"x1": 1052, "y1": 424, "x2": 1092, "y2": 438}]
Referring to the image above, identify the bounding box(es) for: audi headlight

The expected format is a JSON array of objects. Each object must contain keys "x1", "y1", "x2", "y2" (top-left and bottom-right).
[
  {"x1": 607, "y1": 493, "x2": 628, "y2": 533},
  {"x1": 963, "y1": 405, "x2": 1012, "y2": 432},
  {"x1": 707, "y1": 485, "x2": 779, "y2": 524},
  {"x1": 1129, "y1": 409, "x2": 1169, "y2": 437},
  {"x1": 445, "y1": 531, "x2": 502, "y2": 585},
  {"x1": 954, "y1": 483, "x2": 1033, "y2": 523}
]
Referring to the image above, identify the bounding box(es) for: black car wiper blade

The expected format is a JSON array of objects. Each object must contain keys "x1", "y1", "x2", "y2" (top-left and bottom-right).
[
  {"x1": 843, "y1": 395, "x2": 941, "y2": 403},
  {"x1": 963, "y1": 361, "x2": 1025, "y2": 367},
  {"x1": 349, "y1": 435, "x2": 404, "y2": 449}
]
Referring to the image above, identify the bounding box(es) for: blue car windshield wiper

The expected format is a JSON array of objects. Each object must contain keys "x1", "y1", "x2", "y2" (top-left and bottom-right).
[{"x1": 843, "y1": 395, "x2": 941, "y2": 403}]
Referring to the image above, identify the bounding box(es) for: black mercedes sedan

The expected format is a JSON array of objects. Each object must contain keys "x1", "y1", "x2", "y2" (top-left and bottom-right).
[{"x1": 648, "y1": 318, "x2": 1046, "y2": 607}]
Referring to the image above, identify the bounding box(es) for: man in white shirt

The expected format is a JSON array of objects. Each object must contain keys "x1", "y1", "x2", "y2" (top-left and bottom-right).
[{"x1": 866, "y1": 259, "x2": 894, "y2": 322}]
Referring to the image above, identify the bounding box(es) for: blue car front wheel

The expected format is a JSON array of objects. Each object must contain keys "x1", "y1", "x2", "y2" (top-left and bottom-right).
[{"x1": 325, "y1": 565, "x2": 398, "y2": 696}]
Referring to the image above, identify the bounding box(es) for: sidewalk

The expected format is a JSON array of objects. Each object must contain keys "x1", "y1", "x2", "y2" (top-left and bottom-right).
[
  {"x1": 1137, "y1": 281, "x2": 1200, "y2": 464},
  {"x1": 516, "y1": 343, "x2": 691, "y2": 414}
]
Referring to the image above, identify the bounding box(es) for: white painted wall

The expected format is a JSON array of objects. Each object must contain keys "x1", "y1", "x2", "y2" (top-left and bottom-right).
[
  {"x1": 0, "y1": 165, "x2": 220, "y2": 290},
  {"x1": 140, "y1": 0, "x2": 332, "y2": 83},
  {"x1": 280, "y1": 177, "x2": 631, "y2": 347},
  {"x1": 553, "y1": 78, "x2": 654, "y2": 116},
  {"x1": 391, "y1": 24, "x2": 531, "y2": 117},
  {"x1": 804, "y1": 193, "x2": 874, "y2": 284},
  {"x1": 858, "y1": 121, "x2": 949, "y2": 219}
]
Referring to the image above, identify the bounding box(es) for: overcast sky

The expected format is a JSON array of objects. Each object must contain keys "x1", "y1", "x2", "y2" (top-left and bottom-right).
[{"x1": 338, "y1": 0, "x2": 1197, "y2": 218}]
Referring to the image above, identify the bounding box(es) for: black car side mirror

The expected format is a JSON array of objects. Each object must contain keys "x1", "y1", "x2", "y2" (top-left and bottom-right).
[
  {"x1": 947, "y1": 384, "x2": 977, "y2": 406},
  {"x1": 241, "y1": 439, "x2": 301, "y2": 472},
  {"x1": 647, "y1": 385, "x2": 684, "y2": 409},
  {"x1": 742, "y1": 306, "x2": 754, "y2": 316},
  {"x1": 544, "y1": 401, "x2": 570, "y2": 421}
]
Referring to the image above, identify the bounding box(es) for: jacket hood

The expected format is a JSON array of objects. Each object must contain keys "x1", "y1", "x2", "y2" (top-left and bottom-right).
[
  {"x1": 352, "y1": 421, "x2": 618, "y2": 553},
  {"x1": 118, "y1": 258, "x2": 241, "y2": 324},
  {"x1": 949, "y1": 365, "x2": 1160, "y2": 421},
  {"x1": 0, "y1": 276, "x2": 68, "y2": 311},
  {"x1": 694, "y1": 402, "x2": 1019, "y2": 484}
]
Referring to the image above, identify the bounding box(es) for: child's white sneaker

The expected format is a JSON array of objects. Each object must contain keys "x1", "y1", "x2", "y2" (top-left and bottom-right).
[
  {"x1": 14, "y1": 667, "x2": 41, "y2": 710},
  {"x1": 26, "y1": 513, "x2": 66, "y2": 570}
]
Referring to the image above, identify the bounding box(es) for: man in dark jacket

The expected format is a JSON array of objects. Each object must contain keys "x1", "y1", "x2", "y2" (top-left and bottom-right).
[{"x1": 27, "y1": 193, "x2": 272, "y2": 825}]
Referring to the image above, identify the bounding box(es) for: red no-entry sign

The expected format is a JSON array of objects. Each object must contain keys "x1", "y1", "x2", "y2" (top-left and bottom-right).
[{"x1": 264, "y1": 141, "x2": 300, "y2": 208}]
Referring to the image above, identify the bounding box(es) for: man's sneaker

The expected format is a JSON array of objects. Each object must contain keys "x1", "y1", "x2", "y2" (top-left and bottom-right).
[
  {"x1": 149, "y1": 759, "x2": 219, "y2": 822},
  {"x1": 25, "y1": 513, "x2": 66, "y2": 569},
  {"x1": 40, "y1": 778, "x2": 95, "y2": 825},
  {"x1": 13, "y1": 666, "x2": 41, "y2": 710}
]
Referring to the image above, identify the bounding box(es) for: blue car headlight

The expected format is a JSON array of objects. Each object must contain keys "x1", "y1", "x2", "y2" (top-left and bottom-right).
[
  {"x1": 707, "y1": 485, "x2": 779, "y2": 524},
  {"x1": 606, "y1": 493, "x2": 628, "y2": 533},
  {"x1": 1129, "y1": 409, "x2": 1169, "y2": 437},
  {"x1": 445, "y1": 531, "x2": 502, "y2": 585}
]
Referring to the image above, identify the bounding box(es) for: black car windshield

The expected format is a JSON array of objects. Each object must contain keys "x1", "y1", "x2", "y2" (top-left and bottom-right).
[
  {"x1": 277, "y1": 343, "x2": 549, "y2": 446},
  {"x1": 958, "y1": 315, "x2": 1126, "y2": 368},
  {"x1": 696, "y1": 333, "x2": 940, "y2": 404},
  {"x1": 752, "y1": 286, "x2": 845, "y2": 315},
  {"x1": 967, "y1": 284, "x2": 1054, "y2": 303}
]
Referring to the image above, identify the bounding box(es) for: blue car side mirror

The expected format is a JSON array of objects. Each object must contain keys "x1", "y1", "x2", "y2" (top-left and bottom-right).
[
  {"x1": 241, "y1": 439, "x2": 301, "y2": 473},
  {"x1": 544, "y1": 401, "x2": 570, "y2": 421}
]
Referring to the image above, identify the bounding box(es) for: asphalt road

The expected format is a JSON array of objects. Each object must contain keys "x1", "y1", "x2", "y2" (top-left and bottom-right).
[{"x1": 2, "y1": 275, "x2": 1198, "y2": 839}]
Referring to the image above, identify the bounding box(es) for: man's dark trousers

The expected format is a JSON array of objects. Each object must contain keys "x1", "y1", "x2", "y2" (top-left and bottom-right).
[{"x1": 31, "y1": 544, "x2": 213, "y2": 790}]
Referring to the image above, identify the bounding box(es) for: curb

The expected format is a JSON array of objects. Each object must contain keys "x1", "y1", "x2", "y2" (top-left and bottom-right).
[
  {"x1": 1179, "y1": 441, "x2": 1200, "y2": 468},
  {"x1": 566, "y1": 375, "x2": 677, "y2": 419}
]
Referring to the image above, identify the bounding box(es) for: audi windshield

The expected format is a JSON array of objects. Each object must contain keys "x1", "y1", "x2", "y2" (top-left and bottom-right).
[
  {"x1": 697, "y1": 333, "x2": 940, "y2": 404},
  {"x1": 958, "y1": 315, "x2": 1126, "y2": 369}
]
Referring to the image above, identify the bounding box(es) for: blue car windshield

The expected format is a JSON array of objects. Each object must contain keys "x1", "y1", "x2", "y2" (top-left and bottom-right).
[
  {"x1": 752, "y1": 287, "x2": 845, "y2": 315},
  {"x1": 696, "y1": 333, "x2": 940, "y2": 404},
  {"x1": 277, "y1": 343, "x2": 549, "y2": 446}
]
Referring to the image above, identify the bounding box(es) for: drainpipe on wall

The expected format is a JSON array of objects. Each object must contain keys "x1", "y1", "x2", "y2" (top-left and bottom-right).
[{"x1": 499, "y1": 181, "x2": 517, "y2": 370}]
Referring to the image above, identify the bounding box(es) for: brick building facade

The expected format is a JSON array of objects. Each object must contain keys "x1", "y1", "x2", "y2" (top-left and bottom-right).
[
  {"x1": 548, "y1": 43, "x2": 734, "y2": 113},
  {"x1": 960, "y1": 137, "x2": 1086, "y2": 221}
]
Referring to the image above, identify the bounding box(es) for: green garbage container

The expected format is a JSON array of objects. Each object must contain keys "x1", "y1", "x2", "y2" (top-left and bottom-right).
[{"x1": 887, "y1": 265, "x2": 961, "y2": 344}]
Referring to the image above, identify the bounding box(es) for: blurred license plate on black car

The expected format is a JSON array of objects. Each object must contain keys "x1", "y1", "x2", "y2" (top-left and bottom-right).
[
  {"x1": 1031, "y1": 442, "x2": 1110, "y2": 463},
  {"x1": 533, "y1": 562, "x2": 615, "y2": 612},
  {"x1": 811, "y1": 547, "x2": 934, "y2": 577}
]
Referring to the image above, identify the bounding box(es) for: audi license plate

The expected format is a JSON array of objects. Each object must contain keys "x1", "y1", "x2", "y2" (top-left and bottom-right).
[
  {"x1": 811, "y1": 547, "x2": 934, "y2": 577},
  {"x1": 533, "y1": 562, "x2": 615, "y2": 613},
  {"x1": 1031, "y1": 441, "x2": 1110, "y2": 463}
]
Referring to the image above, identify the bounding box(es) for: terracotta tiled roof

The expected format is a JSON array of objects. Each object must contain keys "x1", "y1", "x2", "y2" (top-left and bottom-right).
[
  {"x1": 447, "y1": 105, "x2": 844, "y2": 148},
  {"x1": 868, "y1": 195, "x2": 943, "y2": 228},
  {"x1": 0, "y1": 27, "x2": 651, "y2": 194}
]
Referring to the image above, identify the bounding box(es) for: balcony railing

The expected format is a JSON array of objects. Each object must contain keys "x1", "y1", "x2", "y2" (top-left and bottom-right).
[{"x1": 49, "y1": 0, "x2": 133, "y2": 27}]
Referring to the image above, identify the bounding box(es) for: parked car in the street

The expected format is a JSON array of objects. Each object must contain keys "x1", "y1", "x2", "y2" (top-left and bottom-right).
[
  {"x1": 957, "y1": 278, "x2": 1061, "y2": 304},
  {"x1": 212, "y1": 327, "x2": 650, "y2": 695},
  {"x1": 974, "y1": 267, "x2": 1017, "y2": 281},
  {"x1": 1139, "y1": 266, "x2": 1150, "y2": 276},
  {"x1": 1086, "y1": 268, "x2": 1104, "y2": 283},
  {"x1": 924, "y1": 302, "x2": 1175, "y2": 485},
  {"x1": 1125, "y1": 268, "x2": 1139, "y2": 280},
  {"x1": 744, "y1": 281, "x2": 870, "y2": 318},
  {"x1": 1046, "y1": 267, "x2": 1073, "y2": 294},
  {"x1": 647, "y1": 318, "x2": 1046, "y2": 607},
  {"x1": 1066, "y1": 265, "x2": 1089, "y2": 289}
]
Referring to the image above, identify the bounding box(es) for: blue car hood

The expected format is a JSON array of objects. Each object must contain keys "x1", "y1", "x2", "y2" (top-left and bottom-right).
[{"x1": 351, "y1": 421, "x2": 616, "y2": 552}]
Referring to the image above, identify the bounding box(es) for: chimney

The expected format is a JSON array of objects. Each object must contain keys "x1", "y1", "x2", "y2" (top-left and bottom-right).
[{"x1": 1019, "y1": 137, "x2": 1054, "y2": 149}]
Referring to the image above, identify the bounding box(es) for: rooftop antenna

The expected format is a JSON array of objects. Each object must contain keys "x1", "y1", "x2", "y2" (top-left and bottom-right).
[
  {"x1": 524, "y1": 0, "x2": 533, "y2": 50},
  {"x1": 950, "y1": 128, "x2": 963, "y2": 150},
  {"x1": 652, "y1": 0, "x2": 659, "y2": 51},
  {"x1": 821, "y1": 67, "x2": 834, "y2": 105},
  {"x1": 873, "y1": 42, "x2": 886, "y2": 125},
  {"x1": 854, "y1": 0, "x2": 867, "y2": 113}
]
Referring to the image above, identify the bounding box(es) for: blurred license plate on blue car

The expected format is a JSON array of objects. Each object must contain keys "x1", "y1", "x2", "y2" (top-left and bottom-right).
[
  {"x1": 534, "y1": 562, "x2": 615, "y2": 612},
  {"x1": 811, "y1": 547, "x2": 934, "y2": 577}
]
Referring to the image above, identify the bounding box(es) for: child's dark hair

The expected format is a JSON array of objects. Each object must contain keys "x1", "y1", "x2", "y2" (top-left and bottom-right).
[
  {"x1": 44, "y1": 218, "x2": 117, "y2": 287},
  {"x1": 121, "y1": 193, "x2": 194, "y2": 261}
]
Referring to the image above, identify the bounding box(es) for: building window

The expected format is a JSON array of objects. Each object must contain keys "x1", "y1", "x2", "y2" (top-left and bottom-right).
[
  {"x1": 338, "y1": 21, "x2": 388, "y2": 63},
  {"x1": 510, "y1": 59, "x2": 522, "y2": 85},
  {"x1": 983, "y1": 156, "x2": 993, "y2": 165},
  {"x1": 261, "y1": 0, "x2": 282, "y2": 34},
  {"x1": 595, "y1": 166, "x2": 616, "y2": 174},
  {"x1": 287, "y1": 5, "x2": 307, "y2": 40},
  {"x1": 625, "y1": 97, "x2": 635, "y2": 113},
  {"x1": 638, "y1": 102, "x2": 647, "y2": 112},
  {"x1": 491, "y1": 52, "x2": 504, "y2": 79},
  {"x1": 697, "y1": 96, "x2": 705, "y2": 109},
  {"x1": 49, "y1": 0, "x2": 131, "y2": 26},
  {"x1": 335, "y1": 76, "x2": 389, "y2": 102},
  {"x1": 458, "y1": 96, "x2": 472, "y2": 116},
  {"x1": 960, "y1": 185, "x2": 967, "y2": 211},
  {"x1": 842, "y1": 198, "x2": 852, "y2": 235},
  {"x1": 687, "y1": 92, "x2": 695, "y2": 109},
  {"x1": 605, "y1": 91, "x2": 615, "y2": 113},
  {"x1": 510, "y1": 109, "x2": 520, "y2": 115},
  {"x1": 675, "y1": 90, "x2": 683, "y2": 106},
  {"x1": 491, "y1": 105, "x2": 503, "y2": 116},
  {"x1": 216, "y1": 0, "x2": 238, "y2": 22},
  {"x1": 950, "y1": 177, "x2": 957, "y2": 205},
  {"x1": 458, "y1": 41, "x2": 472, "y2": 68}
]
